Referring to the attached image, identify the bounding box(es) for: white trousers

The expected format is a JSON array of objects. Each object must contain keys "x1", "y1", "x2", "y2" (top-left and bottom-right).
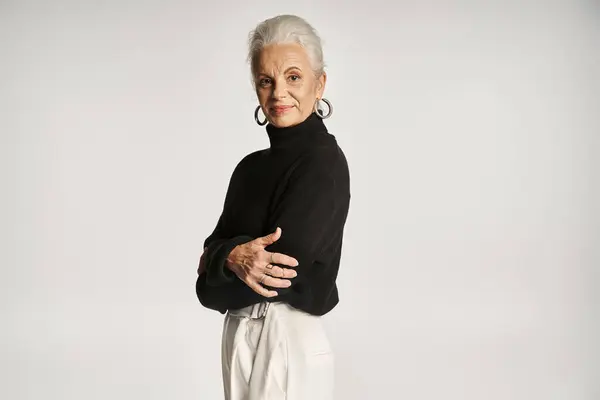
[{"x1": 221, "y1": 301, "x2": 334, "y2": 400}]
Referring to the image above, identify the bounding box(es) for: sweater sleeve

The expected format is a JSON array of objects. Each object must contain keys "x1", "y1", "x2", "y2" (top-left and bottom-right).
[
  {"x1": 204, "y1": 234, "x2": 254, "y2": 286},
  {"x1": 264, "y1": 148, "x2": 350, "y2": 291},
  {"x1": 196, "y1": 217, "x2": 255, "y2": 311},
  {"x1": 199, "y1": 158, "x2": 256, "y2": 287}
]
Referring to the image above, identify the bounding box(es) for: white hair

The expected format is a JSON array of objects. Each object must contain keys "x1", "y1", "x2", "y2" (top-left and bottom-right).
[{"x1": 247, "y1": 15, "x2": 325, "y2": 80}]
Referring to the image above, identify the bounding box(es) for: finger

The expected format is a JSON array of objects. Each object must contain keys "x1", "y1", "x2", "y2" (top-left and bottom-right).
[
  {"x1": 265, "y1": 264, "x2": 297, "y2": 279},
  {"x1": 269, "y1": 252, "x2": 299, "y2": 267},
  {"x1": 260, "y1": 274, "x2": 292, "y2": 289},
  {"x1": 281, "y1": 267, "x2": 298, "y2": 279},
  {"x1": 247, "y1": 279, "x2": 279, "y2": 298},
  {"x1": 257, "y1": 227, "x2": 281, "y2": 246}
]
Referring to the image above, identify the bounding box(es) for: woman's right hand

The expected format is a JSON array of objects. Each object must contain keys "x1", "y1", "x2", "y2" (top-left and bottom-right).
[{"x1": 225, "y1": 227, "x2": 299, "y2": 297}]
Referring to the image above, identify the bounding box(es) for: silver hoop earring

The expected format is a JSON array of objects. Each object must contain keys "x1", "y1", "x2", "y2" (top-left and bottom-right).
[
  {"x1": 314, "y1": 98, "x2": 333, "y2": 119},
  {"x1": 254, "y1": 105, "x2": 267, "y2": 126}
]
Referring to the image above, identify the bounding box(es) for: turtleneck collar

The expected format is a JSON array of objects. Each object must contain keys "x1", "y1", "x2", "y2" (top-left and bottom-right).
[{"x1": 266, "y1": 112, "x2": 328, "y2": 150}]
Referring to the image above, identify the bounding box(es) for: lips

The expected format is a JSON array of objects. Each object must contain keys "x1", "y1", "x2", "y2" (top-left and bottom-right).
[{"x1": 271, "y1": 105, "x2": 293, "y2": 113}]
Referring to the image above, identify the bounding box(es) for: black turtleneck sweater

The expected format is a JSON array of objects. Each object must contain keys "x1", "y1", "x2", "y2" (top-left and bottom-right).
[{"x1": 195, "y1": 112, "x2": 351, "y2": 316}]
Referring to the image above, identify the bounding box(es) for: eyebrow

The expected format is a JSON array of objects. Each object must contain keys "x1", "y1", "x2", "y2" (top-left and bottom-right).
[{"x1": 257, "y1": 66, "x2": 303, "y2": 77}]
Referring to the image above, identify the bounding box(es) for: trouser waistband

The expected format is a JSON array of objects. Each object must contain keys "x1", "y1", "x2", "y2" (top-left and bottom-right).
[{"x1": 227, "y1": 301, "x2": 272, "y2": 319}]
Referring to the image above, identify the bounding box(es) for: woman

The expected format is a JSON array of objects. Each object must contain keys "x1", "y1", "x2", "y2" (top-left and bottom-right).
[{"x1": 196, "y1": 14, "x2": 351, "y2": 400}]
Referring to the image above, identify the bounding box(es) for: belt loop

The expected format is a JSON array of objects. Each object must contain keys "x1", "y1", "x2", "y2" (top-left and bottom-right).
[
  {"x1": 261, "y1": 302, "x2": 270, "y2": 318},
  {"x1": 250, "y1": 302, "x2": 270, "y2": 319}
]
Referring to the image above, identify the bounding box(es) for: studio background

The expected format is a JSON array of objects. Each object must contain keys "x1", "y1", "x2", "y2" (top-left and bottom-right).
[{"x1": 2, "y1": 1, "x2": 598, "y2": 399}]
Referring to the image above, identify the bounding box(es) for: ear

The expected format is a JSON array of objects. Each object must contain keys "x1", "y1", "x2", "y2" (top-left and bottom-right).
[{"x1": 316, "y1": 71, "x2": 327, "y2": 98}]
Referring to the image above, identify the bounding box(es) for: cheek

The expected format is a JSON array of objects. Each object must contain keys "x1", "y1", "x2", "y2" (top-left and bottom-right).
[
  {"x1": 291, "y1": 85, "x2": 317, "y2": 107},
  {"x1": 256, "y1": 89, "x2": 269, "y2": 104}
]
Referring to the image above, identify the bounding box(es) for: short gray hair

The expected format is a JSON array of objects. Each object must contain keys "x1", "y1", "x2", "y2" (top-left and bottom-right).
[{"x1": 247, "y1": 15, "x2": 325, "y2": 80}]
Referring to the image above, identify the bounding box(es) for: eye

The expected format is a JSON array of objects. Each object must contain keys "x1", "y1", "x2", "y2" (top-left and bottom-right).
[
  {"x1": 288, "y1": 74, "x2": 301, "y2": 82},
  {"x1": 258, "y1": 78, "x2": 272, "y2": 87}
]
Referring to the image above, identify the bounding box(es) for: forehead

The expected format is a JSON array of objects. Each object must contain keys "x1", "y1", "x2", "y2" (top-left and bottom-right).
[{"x1": 256, "y1": 43, "x2": 312, "y2": 74}]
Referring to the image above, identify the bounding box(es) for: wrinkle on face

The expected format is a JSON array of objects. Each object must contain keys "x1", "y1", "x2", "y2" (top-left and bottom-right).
[{"x1": 254, "y1": 43, "x2": 326, "y2": 128}]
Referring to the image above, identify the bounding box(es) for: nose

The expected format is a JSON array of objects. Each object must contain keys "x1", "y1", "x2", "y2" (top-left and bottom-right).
[{"x1": 271, "y1": 78, "x2": 287, "y2": 99}]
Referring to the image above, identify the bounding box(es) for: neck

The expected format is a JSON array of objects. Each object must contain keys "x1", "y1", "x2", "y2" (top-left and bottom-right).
[{"x1": 266, "y1": 112, "x2": 328, "y2": 150}]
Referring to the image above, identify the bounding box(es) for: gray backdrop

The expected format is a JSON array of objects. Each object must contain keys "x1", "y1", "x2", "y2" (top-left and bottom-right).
[{"x1": 2, "y1": 0, "x2": 598, "y2": 399}]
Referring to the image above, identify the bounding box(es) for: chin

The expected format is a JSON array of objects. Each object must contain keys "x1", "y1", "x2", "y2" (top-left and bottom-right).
[{"x1": 268, "y1": 112, "x2": 304, "y2": 128}]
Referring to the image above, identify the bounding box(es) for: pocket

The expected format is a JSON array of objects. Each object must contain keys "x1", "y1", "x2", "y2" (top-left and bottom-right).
[
  {"x1": 306, "y1": 321, "x2": 333, "y2": 356},
  {"x1": 304, "y1": 313, "x2": 332, "y2": 356},
  {"x1": 280, "y1": 304, "x2": 332, "y2": 356},
  {"x1": 302, "y1": 350, "x2": 335, "y2": 400}
]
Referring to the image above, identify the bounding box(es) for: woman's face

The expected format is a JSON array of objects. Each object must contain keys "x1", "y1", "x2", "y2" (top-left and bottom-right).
[{"x1": 254, "y1": 43, "x2": 326, "y2": 128}]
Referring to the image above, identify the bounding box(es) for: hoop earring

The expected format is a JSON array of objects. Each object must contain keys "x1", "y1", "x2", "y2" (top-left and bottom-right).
[
  {"x1": 314, "y1": 98, "x2": 333, "y2": 119},
  {"x1": 254, "y1": 105, "x2": 267, "y2": 126}
]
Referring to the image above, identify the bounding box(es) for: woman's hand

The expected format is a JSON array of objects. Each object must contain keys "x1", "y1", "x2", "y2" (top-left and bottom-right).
[{"x1": 226, "y1": 227, "x2": 299, "y2": 297}]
